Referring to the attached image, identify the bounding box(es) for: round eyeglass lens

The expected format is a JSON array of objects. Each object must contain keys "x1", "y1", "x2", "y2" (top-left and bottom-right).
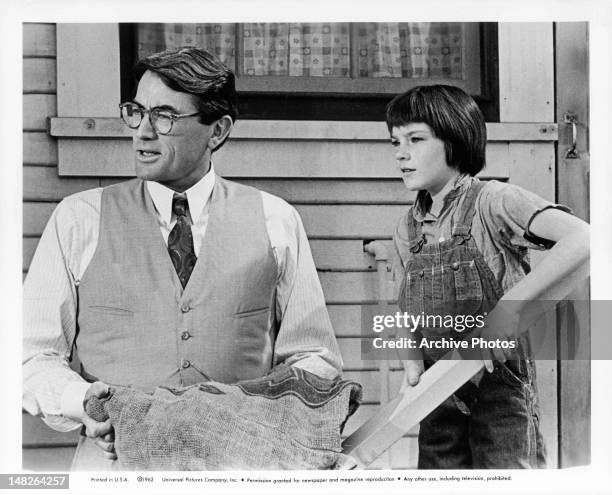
[
  {"x1": 121, "y1": 104, "x2": 143, "y2": 129},
  {"x1": 152, "y1": 112, "x2": 173, "y2": 134}
]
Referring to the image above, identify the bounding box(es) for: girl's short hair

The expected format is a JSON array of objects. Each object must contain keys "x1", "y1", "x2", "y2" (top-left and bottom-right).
[{"x1": 386, "y1": 85, "x2": 486, "y2": 176}]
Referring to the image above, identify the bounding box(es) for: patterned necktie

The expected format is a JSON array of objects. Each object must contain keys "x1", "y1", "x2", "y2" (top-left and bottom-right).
[{"x1": 168, "y1": 194, "x2": 197, "y2": 288}]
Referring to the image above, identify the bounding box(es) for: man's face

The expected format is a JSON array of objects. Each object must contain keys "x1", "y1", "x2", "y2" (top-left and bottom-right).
[{"x1": 132, "y1": 70, "x2": 214, "y2": 192}]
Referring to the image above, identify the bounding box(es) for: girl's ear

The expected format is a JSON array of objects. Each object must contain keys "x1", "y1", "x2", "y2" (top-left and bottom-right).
[{"x1": 207, "y1": 115, "x2": 233, "y2": 152}]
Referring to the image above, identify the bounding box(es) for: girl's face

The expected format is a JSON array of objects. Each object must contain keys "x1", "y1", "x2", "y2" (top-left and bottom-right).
[{"x1": 390, "y1": 122, "x2": 459, "y2": 196}]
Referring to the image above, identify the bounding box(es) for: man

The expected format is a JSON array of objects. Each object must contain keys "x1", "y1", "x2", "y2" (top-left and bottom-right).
[{"x1": 23, "y1": 47, "x2": 342, "y2": 470}]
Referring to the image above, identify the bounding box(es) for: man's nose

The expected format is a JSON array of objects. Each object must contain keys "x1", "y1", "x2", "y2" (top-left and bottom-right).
[{"x1": 136, "y1": 113, "x2": 157, "y2": 139}]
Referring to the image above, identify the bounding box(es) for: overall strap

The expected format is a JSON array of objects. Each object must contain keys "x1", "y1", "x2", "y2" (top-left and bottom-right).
[
  {"x1": 405, "y1": 207, "x2": 427, "y2": 253},
  {"x1": 451, "y1": 180, "x2": 485, "y2": 240}
]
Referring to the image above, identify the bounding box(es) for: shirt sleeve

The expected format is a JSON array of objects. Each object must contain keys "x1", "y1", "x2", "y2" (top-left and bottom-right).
[
  {"x1": 22, "y1": 193, "x2": 99, "y2": 432},
  {"x1": 477, "y1": 181, "x2": 572, "y2": 251},
  {"x1": 261, "y1": 192, "x2": 343, "y2": 379}
]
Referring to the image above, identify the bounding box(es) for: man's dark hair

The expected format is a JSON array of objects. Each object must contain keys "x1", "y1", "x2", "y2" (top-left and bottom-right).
[
  {"x1": 386, "y1": 85, "x2": 486, "y2": 176},
  {"x1": 134, "y1": 46, "x2": 238, "y2": 149}
]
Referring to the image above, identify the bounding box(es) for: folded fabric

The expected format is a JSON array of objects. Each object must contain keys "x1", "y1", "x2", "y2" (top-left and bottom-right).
[{"x1": 85, "y1": 364, "x2": 362, "y2": 470}]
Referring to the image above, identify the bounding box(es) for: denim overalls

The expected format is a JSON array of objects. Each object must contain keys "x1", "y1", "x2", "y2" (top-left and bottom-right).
[{"x1": 399, "y1": 181, "x2": 546, "y2": 469}]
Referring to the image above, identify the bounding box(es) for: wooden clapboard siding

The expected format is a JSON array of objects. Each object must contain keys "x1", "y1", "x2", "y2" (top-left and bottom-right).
[
  {"x1": 23, "y1": 59, "x2": 57, "y2": 94},
  {"x1": 22, "y1": 412, "x2": 79, "y2": 447},
  {"x1": 22, "y1": 23, "x2": 64, "y2": 470},
  {"x1": 51, "y1": 118, "x2": 557, "y2": 142},
  {"x1": 329, "y1": 305, "x2": 373, "y2": 337},
  {"x1": 23, "y1": 166, "x2": 100, "y2": 202},
  {"x1": 23, "y1": 237, "x2": 385, "y2": 274},
  {"x1": 23, "y1": 237, "x2": 38, "y2": 271},
  {"x1": 242, "y1": 179, "x2": 413, "y2": 204},
  {"x1": 23, "y1": 201, "x2": 408, "y2": 241},
  {"x1": 23, "y1": 23, "x2": 57, "y2": 58},
  {"x1": 23, "y1": 132, "x2": 57, "y2": 165},
  {"x1": 23, "y1": 95, "x2": 57, "y2": 131},
  {"x1": 23, "y1": 202, "x2": 56, "y2": 237},
  {"x1": 56, "y1": 135, "x2": 511, "y2": 178},
  {"x1": 338, "y1": 338, "x2": 401, "y2": 371},
  {"x1": 310, "y1": 240, "x2": 380, "y2": 270}
]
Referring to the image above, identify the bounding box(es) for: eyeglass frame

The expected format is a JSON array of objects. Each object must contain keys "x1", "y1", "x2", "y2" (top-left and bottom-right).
[{"x1": 118, "y1": 102, "x2": 203, "y2": 135}]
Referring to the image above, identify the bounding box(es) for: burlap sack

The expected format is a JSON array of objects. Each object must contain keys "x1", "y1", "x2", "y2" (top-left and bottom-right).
[{"x1": 85, "y1": 365, "x2": 362, "y2": 470}]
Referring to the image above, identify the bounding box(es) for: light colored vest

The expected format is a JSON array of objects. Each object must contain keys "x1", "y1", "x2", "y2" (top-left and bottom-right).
[{"x1": 76, "y1": 178, "x2": 278, "y2": 390}]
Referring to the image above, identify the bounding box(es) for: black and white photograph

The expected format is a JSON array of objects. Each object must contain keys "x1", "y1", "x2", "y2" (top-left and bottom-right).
[{"x1": 2, "y1": 0, "x2": 612, "y2": 494}]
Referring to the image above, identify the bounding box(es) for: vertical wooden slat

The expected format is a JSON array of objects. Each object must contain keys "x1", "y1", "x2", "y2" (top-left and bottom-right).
[
  {"x1": 56, "y1": 24, "x2": 121, "y2": 117},
  {"x1": 498, "y1": 23, "x2": 554, "y2": 122},
  {"x1": 508, "y1": 141, "x2": 558, "y2": 468},
  {"x1": 499, "y1": 23, "x2": 558, "y2": 466},
  {"x1": 555, "y1": 21, "x2": 590, "y2": 469}
]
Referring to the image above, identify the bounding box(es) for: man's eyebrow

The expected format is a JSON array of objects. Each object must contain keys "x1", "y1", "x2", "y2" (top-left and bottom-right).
[
  {"x1": 154, "y1": 104, "x2": 181, "y2": 113},
  {"x1": 131, "y1": 100, "x2": 181, "y2": 113}
]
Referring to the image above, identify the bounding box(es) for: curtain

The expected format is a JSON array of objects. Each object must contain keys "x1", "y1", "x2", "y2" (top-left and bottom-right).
[
  {"x1": 399, "y1": 22, "x2": 463, "y2": 79},
  {"x1": 138, "y1": 23, "x2": 235, "y2": 68},
  {"x1": 136, "y1": 22, "x2": 463, "y2": 79},
  {"x1": 241, "y1": 23, "x2": 290, "y2": 76},
  {"x1": 240, "y1": 23, "x2": 350, "y2": 77}
]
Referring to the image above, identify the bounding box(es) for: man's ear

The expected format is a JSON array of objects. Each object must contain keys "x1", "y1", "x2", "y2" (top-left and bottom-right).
[{"x1": 207, "y1": 115, "x2": 234, "y2": 152}]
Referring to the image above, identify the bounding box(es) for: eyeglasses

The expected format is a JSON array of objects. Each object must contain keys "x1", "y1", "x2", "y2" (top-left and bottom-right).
[{"x1": 119, "y1": 102, "x2": 202, "y2": 135}]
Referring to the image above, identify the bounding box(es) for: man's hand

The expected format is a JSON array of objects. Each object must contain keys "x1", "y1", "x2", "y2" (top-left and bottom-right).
[
  {"x1": 82, "y1": 382, "x2": 117, "y2": 460},
  {"x1": 399, "y1": 359, "x2": 425, "y2": 393}
]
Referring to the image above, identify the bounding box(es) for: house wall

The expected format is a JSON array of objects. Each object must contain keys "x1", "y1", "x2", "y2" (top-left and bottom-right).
[{"x1": 22, "y1": 22, "x2": 562, "y2": 470}]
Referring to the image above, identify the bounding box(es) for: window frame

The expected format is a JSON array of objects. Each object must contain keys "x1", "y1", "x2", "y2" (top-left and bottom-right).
[{"x1": 119, "y1": 22, "x2": 499, "y2": 121}]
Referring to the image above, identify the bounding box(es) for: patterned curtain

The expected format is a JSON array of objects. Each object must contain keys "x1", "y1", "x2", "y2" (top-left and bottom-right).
[
  {"x1": 399, "y1": 22, "x2": 463, "y2": 79},
  {"x1": 356, "y1": 23, "x2": 403, "y2": 78},
  {"x1": 241, "y1": 23, "x2": 290, "y2": 76},
  {"x1": 136, "y1": 22, "x2": 462, "y2": 79},
  {"x1": 241, "y1": 23, "x2": 350, "y2": 77},
  {"x1": 137, "y1": 23, "x2": 235, "y2": 68},
  {"x1": 288, "y1": 23, "x2": 350, "y2": 77}
]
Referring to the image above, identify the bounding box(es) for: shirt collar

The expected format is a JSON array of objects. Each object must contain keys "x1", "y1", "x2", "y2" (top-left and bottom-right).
[
  {"x1": 413, "y1": 173, "x2": 474, "y2": 221},
  {"x1": 146, "y1": 163, "x2": 216, "y2": 225}
]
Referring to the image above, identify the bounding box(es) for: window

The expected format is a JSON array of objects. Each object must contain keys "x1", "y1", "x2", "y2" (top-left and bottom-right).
[{"x1": 119, "y1": 22, "x2": 498, "y2": 121}]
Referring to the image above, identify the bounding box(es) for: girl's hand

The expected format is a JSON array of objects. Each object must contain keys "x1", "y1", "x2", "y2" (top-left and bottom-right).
[
  {"x1": 400, "y1": 359, "x2": 425, "y2": 392},
  {"x1": 478, "y1": 303, "x2": 522, "y2": 368}
]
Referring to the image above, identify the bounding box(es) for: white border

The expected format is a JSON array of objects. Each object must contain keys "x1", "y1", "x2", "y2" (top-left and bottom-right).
[{"x1": 2, "y1": 1, "x2": 612, "y2": 494}]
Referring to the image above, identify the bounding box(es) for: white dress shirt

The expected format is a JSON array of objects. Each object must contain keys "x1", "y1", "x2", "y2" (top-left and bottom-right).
[{"x1": 23, "y1": 168, "x2": 341, "y2": 432}]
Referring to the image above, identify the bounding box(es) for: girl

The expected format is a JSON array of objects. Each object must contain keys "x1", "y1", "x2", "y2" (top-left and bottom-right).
[{"x1": 388, "y1": 85, "x2": 589, "y2": 468}]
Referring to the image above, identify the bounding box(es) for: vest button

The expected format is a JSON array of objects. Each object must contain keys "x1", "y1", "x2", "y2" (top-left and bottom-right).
[
  {"x1": 181, "y1": 331, "x2": 191, "y2": 341},
  {"x1": 181, "y1": 304, "x2": 191, "y2": 313},
  {"x1": 181, "y1": 359, "x2": 191, "y2": 369},
  {"x1": 452, "y1": 262, "x2": 460, "y2": 270}
]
